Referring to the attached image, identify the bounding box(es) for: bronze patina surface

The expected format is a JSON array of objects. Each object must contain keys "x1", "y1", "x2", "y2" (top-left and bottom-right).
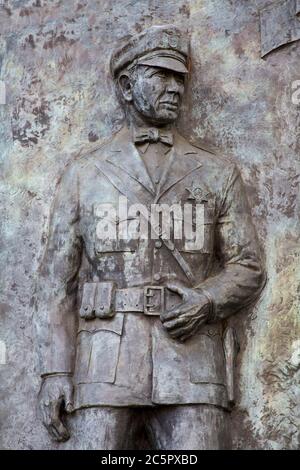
[
  {"x1": 0, "y1": 1, "x2": 298, "y2": 451},
  {"x1": 37, "y1": 25, "x2": 265, "y2": 449}
]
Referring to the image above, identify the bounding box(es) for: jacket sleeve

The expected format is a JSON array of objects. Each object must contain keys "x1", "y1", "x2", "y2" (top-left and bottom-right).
[
  {"x1": 35, "y1": 163, "x2": 82, "y2": 376},
  {"x1": 198, "y1": 163, "x2": 266, "y2": 321}
]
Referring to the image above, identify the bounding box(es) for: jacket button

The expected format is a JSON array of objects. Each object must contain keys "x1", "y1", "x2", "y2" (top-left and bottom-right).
[
  {"x1": 155, "y1": 240, "x2": 162, "y2": 248},
  {"x1": 153, "y1": 273, "x2": 161, "y2": 281}
]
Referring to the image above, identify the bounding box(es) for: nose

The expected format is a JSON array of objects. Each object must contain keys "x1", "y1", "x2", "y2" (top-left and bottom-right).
[{"x1": 166, "y1": 75, "x2": 181, "y2": 93}]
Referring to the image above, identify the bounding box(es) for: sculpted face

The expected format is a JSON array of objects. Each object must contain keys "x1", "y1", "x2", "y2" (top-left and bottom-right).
[{"x1": 120, "y1": 65, "x2": 186, "y2": 125}]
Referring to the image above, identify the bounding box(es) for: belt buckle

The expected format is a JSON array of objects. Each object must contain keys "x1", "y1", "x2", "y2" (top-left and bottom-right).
[{"x1": 144, "y1": 286, "x2": 164, "y2": 316}]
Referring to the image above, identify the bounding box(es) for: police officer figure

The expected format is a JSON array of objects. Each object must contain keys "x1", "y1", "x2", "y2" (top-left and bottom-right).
[{"x1": 37, "y1": 25, "x2": 265, "y2": 449}]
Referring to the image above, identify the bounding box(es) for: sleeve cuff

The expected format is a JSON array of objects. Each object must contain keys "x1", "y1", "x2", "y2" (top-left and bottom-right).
[{"x1": 195, "y1": 287, "x2": 217, "y2": 323}]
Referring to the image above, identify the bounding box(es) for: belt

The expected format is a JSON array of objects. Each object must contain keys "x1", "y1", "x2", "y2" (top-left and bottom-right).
[
  {"x1": 115, "y1": 286, "x2": 164, "y2": 316},
  {"x1": 80, "y1": 282, "x2": 166, "y2": 319}
]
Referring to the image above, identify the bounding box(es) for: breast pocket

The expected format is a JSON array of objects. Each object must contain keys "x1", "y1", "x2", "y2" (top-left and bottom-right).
[
  {"x1": 95, "y1": 216, "x2": 140, "y2": 254},
  {"x1": 75, "y1": 314, "x2": 124, "y2": 384},
  {"x1": 177, "y1": 203, "x2": 215, "y2": 254}
]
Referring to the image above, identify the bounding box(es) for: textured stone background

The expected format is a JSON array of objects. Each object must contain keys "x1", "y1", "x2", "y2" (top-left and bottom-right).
[{"x1": 0, "y1": 0, "x2": 299, "y2": 449}]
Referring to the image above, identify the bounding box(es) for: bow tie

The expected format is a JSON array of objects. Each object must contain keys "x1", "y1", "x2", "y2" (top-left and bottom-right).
[{"x1": 133, "y1": 128, "x2": 173, "y2": 147}]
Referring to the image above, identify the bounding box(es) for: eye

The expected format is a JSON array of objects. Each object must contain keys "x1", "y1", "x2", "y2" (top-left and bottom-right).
[
  {"x1": 157, "y1": 72, "x2": 166, "y2": 78},
  {"x1": 175, "y1": 74, "x2": 185, "y2": 84},
  {"x1": 149, "y1": 70, "x2": 166, "y2": 79}
]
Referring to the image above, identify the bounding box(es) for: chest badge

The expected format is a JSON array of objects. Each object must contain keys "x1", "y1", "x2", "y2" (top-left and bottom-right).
[{"x1": 185, "y1": 186, "x2": 211, "y2": 203}]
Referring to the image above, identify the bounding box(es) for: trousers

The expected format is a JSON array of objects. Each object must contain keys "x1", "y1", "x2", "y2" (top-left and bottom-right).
[{"x1": 63, "y1": 404, "x2": 231, "y2": 450}]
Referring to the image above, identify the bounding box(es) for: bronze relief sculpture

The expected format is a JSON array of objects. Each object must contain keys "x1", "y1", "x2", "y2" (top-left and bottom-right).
[{"x1": 36, "y1": 25, "x2": 265, "y2": 450}]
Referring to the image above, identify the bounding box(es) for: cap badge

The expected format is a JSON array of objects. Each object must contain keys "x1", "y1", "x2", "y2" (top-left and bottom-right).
[{"x1": 162, "y1": 32, "x2": 179, "y2": 49}]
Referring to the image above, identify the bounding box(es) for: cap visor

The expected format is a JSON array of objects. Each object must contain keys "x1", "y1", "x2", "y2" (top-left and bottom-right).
[{"x1": 138, "y1": 56, "x2": 188, "y2": 74}]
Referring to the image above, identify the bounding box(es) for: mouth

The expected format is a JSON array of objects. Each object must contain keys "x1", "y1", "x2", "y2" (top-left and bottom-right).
[{"x1": 159, "y1": 102, "x2": 179, "y2": 111}]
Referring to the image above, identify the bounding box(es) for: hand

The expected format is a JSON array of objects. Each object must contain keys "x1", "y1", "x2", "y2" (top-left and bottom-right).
[
  {"x1": 161, "y1": 283, "x2": 211, "y2": 342},
  {"x1": 39, "y1": 375, "x2": 74, "y2": 442}
]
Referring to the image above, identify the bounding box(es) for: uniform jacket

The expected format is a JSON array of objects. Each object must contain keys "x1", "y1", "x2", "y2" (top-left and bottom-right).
[{"x1": 36, "y1": 126, "x2": 265, "y2": 410}]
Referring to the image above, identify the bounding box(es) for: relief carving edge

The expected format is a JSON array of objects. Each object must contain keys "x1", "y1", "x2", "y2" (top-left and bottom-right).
[{"x1": 260, "y1": 0, "x2": 300, "y2": 57}]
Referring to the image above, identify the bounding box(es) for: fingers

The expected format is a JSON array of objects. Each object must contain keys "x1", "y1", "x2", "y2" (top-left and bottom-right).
[
  {"x1": 161, "y1": 307, "x2": 182, "y2": 322},
  {"x1": 49, "y1": 399, "x2": 70, "y2": 442},
  {"x1": 173, "y1": 315, "x2": 208, "y2": 340},
  {"x1": 161, "y1": 304, "x2": 204, "y2": 329},
  {"x1": 40, "y1": 396, "x2": 70, "y2": 442},
  {"x1": 41, "y1": 399, "x2": 62, "y2": 441},
  {"x1": 40, "y1": 398, "x2": 52, "y2": 430},
  {"x1": 163, "y1": 314, "x2": 208, "y2": 341},
  {"x1": 47, "y1": 399, "x2": 70, "y2": 442},
  {"x1": 168, "y1": 322, "x2": 195, "y2": 340},
  {"x1": 163, "y1": 304, "x2": 209, "y2": 324},
  {"x1": 163, "y1": 316, "x2": 187, "y2": 330},
  {"x1": 162, "y1": 304, "x2": 201, "y2": 324},
  {"x1": 166, "y1": 283, "x2": 187, "y2": 298}
]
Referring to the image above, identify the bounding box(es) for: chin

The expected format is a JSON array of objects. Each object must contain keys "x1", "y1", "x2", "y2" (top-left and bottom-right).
[{"x1": 154, "y1": 110, "x2": 178, "y2": 124}]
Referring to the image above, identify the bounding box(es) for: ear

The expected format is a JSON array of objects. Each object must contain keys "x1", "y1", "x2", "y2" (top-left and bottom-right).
[{"x1": 118, "y1": 72, "x2": 133, "y2": 102}]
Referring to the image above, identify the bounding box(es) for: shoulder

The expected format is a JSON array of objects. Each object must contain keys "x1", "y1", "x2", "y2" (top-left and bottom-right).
[
  {"x1": 58, "y1": 129, "x2": 122, "y2": 184},
  {"x1": 76, "y1": 129, "x2": 121, "y2": 164},
  {"x1": 175, "y1": 131, "x2": 237, "y2": 177}
]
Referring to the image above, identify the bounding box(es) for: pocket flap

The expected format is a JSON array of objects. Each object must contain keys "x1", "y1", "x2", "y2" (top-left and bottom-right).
[
  {"x1": 79, "y1": 282, "x2": 97, "y2": 319},
  {"x1": 94, "y1": 282, "x2": 116, "y2": 318}
]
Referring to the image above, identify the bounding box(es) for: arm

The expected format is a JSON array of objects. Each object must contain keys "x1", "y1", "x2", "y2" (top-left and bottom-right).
[
  {"x1": 197, "y1": 164, "x2": 266, "y2": 321},
  {"x1": 161, "y1": 164, "x2": 266, "y2": 340},
  {"x1": 35, "y1": 163, "x2": 82, "y2": 441}
]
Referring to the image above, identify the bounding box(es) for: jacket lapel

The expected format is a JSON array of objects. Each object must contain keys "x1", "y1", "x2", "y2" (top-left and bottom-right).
[
  {"x1": 106, "y1": 127, "x2": 156, "y2": 196},
  {"x1": 95, "y1": 127, "x2": 202, "y2": 205},
  {"x1": 155, "y1": 133, "x2": 202, "y2": 202}
]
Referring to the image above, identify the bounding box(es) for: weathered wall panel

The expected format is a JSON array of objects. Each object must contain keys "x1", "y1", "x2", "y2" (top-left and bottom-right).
[{"x1": 0, "y1": 0, "x2": 299, "y2": 449}]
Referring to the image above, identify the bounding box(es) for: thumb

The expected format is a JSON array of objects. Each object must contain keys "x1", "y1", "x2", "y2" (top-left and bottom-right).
[
  {"x1": 63, "y1": 384, "x2": 74, "y2": 414},
  {"x1": 166, "y1": 283, "x2": 186, "y2": 299}
]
